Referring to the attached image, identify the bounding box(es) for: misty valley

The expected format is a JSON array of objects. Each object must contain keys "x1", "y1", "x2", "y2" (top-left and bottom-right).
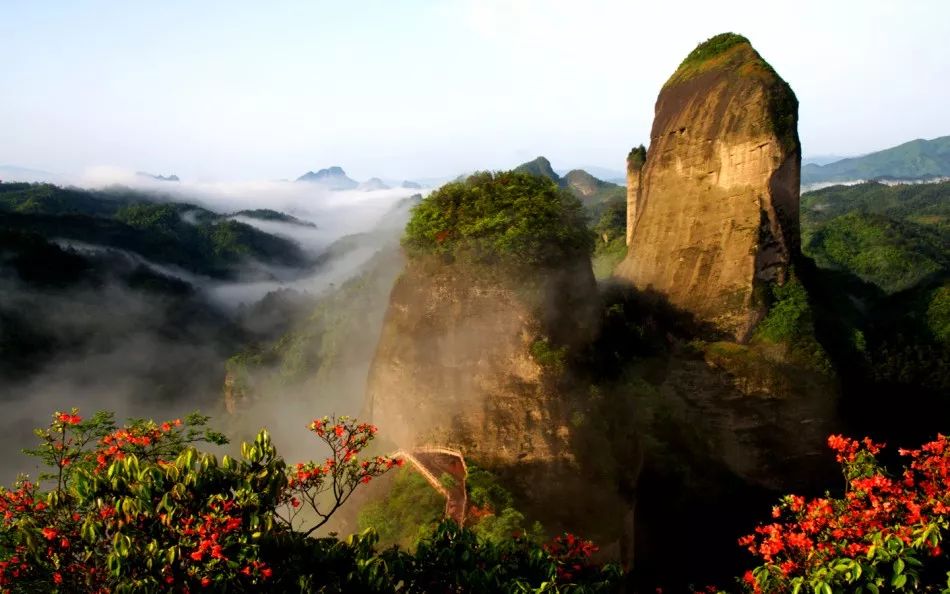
[{"x1": 2, "y1": 24, "x2": 950, "y2": 594}]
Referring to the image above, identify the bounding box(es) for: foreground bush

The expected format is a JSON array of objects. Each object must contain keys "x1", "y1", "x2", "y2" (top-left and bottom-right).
[
  {"x1": 739, "y1": 434, "x2": 950, "y2": 594},
  {"x1": 0, "y1": 410, "x2": 619, "y2": 593}
]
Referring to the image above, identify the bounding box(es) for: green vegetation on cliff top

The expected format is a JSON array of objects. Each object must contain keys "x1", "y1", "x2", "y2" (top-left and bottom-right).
[
  {"x1": 627, "y1": 145, "x2": 647, "y2": 172},
  {"x1": 402, "y1": 170, "x2": 593, "y2": 269}
]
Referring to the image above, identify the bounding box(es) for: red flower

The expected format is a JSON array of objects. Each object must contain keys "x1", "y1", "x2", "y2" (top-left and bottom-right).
[{"x1": 56, "y1": 412, "x2": 81, "y2": 425}]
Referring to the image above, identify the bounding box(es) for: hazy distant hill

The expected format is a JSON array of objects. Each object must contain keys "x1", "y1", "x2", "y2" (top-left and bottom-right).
[
  {"x1": 295, "y1": 166, "x2": 359, "y2": 190},
  {"x1": 514, "y1": 156, "x2": 625, "y2": 217},
  {"x1": 136, "y1": 171, "x2": 180, "y2": 182},
  {"x1": 513, "y1": 156, "x2": 560, "y2": 182},
  {"x1": 231, "y1": 208, "x2": 316, "y2": 228},
  {"x1": 358, "y1": 177, "x2": 390, "y2": 191},
  {"x1": 802, "y1": 135, "x2": 950, "y2": 185},
  {"x1": 0, "y1": 182, "x2": 311, "y2": 278}
]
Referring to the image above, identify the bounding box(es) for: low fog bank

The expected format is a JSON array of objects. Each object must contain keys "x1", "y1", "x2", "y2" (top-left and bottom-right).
[{"x1": 0, "y1": 172, "x2": 419, "y2": 483}]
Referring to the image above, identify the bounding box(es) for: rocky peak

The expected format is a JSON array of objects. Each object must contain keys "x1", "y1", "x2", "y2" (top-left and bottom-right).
[
  {"x1": 295, "y1": 166, "x2": 359, "y2": 190},
  {"x1": 562, "y1": 169, "x2": 610, "y2": 198},
  {"x1": 513, "y1": 156, "x2": 560, "y2": 184},
  {"x1": 357, "y1": 177, "x2": 391, "y2": 191},
  {"x1": 616, "y1": 33, "x2": 801, "y2": 341}
]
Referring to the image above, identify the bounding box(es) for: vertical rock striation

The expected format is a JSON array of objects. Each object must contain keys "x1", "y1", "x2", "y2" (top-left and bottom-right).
[{"x1": 617, "y1": 33, "x2": 801, "y2": 341}]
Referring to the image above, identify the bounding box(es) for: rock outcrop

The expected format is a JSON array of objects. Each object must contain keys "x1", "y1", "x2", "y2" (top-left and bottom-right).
[
  {"x1": 363, "y1": 172, "x2": 641, "y2": 552},
  {"x1": 625, "y1": 146, "x2": 646, "y2": 246},
  {"x1": 513, "y1": 156, "x2": 560, "y2": 183},
  {"x1": 365, "y1": 257, "x2": 639, "y2": 546},
  {"x1": 563, "y1": 169, "x2": 615, "y2": 199},
  {"x1": 617, "y1": 34, "x2": 801, "y2": 341}
]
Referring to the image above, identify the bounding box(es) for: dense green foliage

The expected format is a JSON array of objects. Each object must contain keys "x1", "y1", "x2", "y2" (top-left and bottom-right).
[
  {"x1": 358, "y1": 465, "x2": 543, "y2": 551},
  {"x1": 591, "y1": 196, "x2": 627, "y2": 279},
  {"x1": 805, "y1": 211, "x2": 947, "y2": 294},
  {"x1": 802, "y1": 135, "x2": 950, "y2": 185},
  {"x1": 465, "y1": 466, "x2": 545, "y2": 545},
  {"x1": 677, "y1": 33, "x2": 750, "y2": 69},
  {"x1": 927, "y1": 284, "x2": 950, "y2": 344},
  {"x1": 799, "y1": 181, "x2": 950, "y2": 385},
  {"x1": 0, "y1": 182, "x2": 311, "y2": 278},
  {"x1": 752, "y1": 275, "x2": 831, "y2": 372},
  {"x1": 627, "y1": 145, "x2": 646, "y2": 172},
  {"x1": 402, "y1": 171, "x2": 593, "y2": 269},
  {"x1": 802, "y1": 180, "x2": 950, "y2": 234},
  {"x1": 357, "y1": 468, "x2": 445, "y2": 549}
]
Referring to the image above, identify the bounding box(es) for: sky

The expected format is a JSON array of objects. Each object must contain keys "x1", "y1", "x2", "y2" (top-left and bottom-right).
[{"x1": 1, "y1": 0, "x2": 948, "y2": 183}]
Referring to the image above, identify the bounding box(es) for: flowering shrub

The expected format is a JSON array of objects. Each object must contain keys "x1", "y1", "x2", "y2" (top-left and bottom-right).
[
  {"x1": 738, "y1": 434, "x2": 950, "y2": 594},
  {"x1": 545, "y1": 532, "x2": 602, "y2": 583},
  {"x1": 0, "y1": 410, "x2": 396, "y2": 592},
  {"x1": 0, "y1": 410, "x2": 620, "y2": 593}
]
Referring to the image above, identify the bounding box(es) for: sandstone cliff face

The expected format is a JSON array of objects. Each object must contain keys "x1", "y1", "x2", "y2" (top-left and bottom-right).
[
  {"x1": 617, "y1": 35, "x2": 800, "y2": 341},
  {"x1": 364, "y1": 258, "x2": 639, "y2": 544}
]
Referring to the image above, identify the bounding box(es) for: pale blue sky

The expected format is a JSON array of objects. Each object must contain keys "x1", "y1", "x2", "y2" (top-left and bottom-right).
[{"x1": 2, "y1": 0, "x2": 948, "y2": 182}]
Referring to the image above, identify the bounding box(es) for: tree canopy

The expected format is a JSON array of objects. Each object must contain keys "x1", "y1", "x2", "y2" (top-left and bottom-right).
[{"x1": 402, "y1": 171, "x2": 593, "y2": 269}]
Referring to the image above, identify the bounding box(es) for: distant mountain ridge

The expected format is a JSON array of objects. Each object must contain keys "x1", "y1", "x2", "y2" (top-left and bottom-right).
[
  {"x1": 513, "y1": 156, "x2": 625, "y2": 217},
  {"x1": 358, "y1": 177, "x2": 390, "y2": 191},
  {"x1": 295, "y1": 166, "x2": 358, "y2": 190},
  {"x1": 136, "y1": 171, "x2": 180, "y2": 182},
  {"x1": 802, "y1": 135, "x2": 950, "y2": 185}
]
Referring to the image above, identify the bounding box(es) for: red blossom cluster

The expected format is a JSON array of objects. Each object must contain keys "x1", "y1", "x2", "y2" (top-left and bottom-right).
[
  {"x1": 94, "y1": 418, "x2": 182, "y2": 469},
  {"x1": 1, "y1": 409, "x2": 401, "y2": 592},
  {"x1": 739, "y1": 434, "x2": 950, "y2": 593},
  {"x1": 56, "y1": 412, "x2": 82, "y2": 425},
  {"x1": 278, "y1": 416, "x2": 399, "y2": 535},
  {"x1": 544, "y1": 532, "x2": 599, "y2": 583}
]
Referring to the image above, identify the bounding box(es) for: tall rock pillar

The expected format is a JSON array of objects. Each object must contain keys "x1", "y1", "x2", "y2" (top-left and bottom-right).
[{"x1": 617, "y1": 33, "x2": 801, "y2": 341}]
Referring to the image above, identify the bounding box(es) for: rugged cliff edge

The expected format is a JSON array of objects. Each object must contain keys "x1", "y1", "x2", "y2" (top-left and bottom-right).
[
  {"x1": 616, "y1": 33, "x2": 801, "y2": 341},
  {"x1": 363, "y1": 172, "x2": 640, "y2": 552}
]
